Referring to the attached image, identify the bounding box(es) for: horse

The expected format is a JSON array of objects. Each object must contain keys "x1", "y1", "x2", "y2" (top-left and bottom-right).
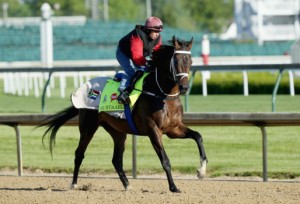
[{"x1": 40, "y1": 36, "x2": 208, "y2": 193}]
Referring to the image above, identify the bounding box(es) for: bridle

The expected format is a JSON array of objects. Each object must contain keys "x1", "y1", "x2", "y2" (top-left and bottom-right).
[
  {"x1": 171, "y1": 50, "x2": 191, "y2": 83},
  {"x1": 155, "y1": 49, "x2": 191, "y2": 97}
]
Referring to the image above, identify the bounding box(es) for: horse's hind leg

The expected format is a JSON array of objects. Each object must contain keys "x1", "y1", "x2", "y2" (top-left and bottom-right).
[
  {"x1": 71, "y1": 109, "x2": 99, "y2": 189},
  {"x1": 102, "y1": 123, "x2": 130, "y2": 190}
]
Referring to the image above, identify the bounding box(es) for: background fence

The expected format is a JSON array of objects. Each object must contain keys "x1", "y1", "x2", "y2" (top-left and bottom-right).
[{"x1": 1, "y1": 62, "x2": 300, "y2": 112}]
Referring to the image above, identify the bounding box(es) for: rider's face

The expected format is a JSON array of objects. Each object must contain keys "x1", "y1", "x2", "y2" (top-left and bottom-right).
[{"x1": 149, "y1": 31, "x2": 160, "y2": 40}]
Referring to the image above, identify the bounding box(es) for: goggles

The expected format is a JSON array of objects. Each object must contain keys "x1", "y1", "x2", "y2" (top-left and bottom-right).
[{"x1": 148, "y1": 25, "x2": 163, "y2": 31}]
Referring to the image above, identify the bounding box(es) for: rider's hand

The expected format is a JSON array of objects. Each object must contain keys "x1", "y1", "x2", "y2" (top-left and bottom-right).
[{"x1": 146, "y1": 60, "x2": 154, "y2": 67}]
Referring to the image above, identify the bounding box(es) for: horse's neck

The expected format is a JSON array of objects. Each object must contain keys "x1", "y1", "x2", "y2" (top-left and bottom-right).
[
  {"x1": 151, "y1": 48, "x2": 178, "y2": 95},
  {"x1": 155, "y1": 69, "x2": 178, "y2": 95}
]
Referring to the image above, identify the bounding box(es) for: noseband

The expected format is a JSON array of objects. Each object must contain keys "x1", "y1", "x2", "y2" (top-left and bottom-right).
[{"x1": 155, "y1": 49, "x2": 191, "y2": 97}]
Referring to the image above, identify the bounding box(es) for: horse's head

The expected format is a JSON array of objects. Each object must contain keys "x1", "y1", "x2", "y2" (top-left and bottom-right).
[
  {"x1": 151, "y1": 36, "x2": 193, "y2": 97},
  {"x1": 171, "y1": 36, "x2": 193, "y2": 95}
]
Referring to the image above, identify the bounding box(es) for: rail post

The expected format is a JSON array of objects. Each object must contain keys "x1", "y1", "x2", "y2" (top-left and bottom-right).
[
  {"x1": 40, "y1": 3, "x2": 53, "y2": 68},
  {"x1": 272, "y1": 69, "x2": 283, "y2": 112},
  {"x1": 132, "y1": 135, "x2": 137, "y2": 179},
  {"x1": 201, "y1": 34, "x2": 210, "y2": 96},
  {"x1": 184, "y1": 70, "x2": 197, "y2": 112},
  {"x1": 41, "y1": 72, "x2": 52, "y2": 112},
  {"x1": 13, "y1": 125, "x2": 23, "y2": 176},
  {"x1": 260, "y1": 126, "x2": 268, "y2": 182}
]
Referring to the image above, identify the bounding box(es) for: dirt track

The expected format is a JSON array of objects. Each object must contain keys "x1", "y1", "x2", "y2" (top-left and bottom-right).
[{"x1": 0, "y1": 173, "x2": 299, "y2": 204}]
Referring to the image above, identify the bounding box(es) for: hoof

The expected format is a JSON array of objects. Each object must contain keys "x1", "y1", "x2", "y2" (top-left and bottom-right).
[
  {"x1": 197, "y1": 160, "x2": 207, "y2": 179},
  {"x1": 125, "y1": 185, "x2": 134, "y2": 191},
  {"x1": 170, "y1": 187, "x2": 181, "y2": 193},
  {"x1": 70, "y1": 183, "x2": 78, "y2": 189},
  {"x1": 197, "y1": 170, "x2": 205, "y2": 179}
]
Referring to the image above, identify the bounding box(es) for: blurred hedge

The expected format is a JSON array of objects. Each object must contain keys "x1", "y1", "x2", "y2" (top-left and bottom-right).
[{"x1": 190, "y1": 71, "x2": 300, "y2": 94}]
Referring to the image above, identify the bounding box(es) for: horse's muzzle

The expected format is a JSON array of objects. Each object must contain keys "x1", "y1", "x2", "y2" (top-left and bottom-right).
[{"x1": 179, "y1": 84, "x2": 190, "y2": 95}]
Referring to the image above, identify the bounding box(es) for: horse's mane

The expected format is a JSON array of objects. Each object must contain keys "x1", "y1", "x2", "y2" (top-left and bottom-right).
[
  {"x1": 168, "y1": 37, "x2": 192, "y2": 49},
  {"x1": 152, "y1": 45, "x2": 173, "y2": 62},
  {"x1": 152, "y1": 37, "x2": 191, "y2": 61}
]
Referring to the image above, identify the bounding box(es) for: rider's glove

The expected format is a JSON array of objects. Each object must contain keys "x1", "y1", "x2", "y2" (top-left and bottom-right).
[{"x1": 146, "y1": 60, "x2": 154, "y2": 67}]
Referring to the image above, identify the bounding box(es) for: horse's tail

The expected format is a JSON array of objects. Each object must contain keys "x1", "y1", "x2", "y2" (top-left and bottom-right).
[{"x1": 39, "y1": 106, "x2": 79, "y2": 155}]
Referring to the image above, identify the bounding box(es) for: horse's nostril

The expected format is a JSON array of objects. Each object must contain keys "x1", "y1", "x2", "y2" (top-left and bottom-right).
[{"x1": 179, "y1": 85, "x2": 190, "y2": 95}]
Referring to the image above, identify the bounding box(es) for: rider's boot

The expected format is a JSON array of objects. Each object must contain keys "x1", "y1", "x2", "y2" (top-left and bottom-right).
[
  {"x1": 117, "y1": 78, "x2": 130, "y2": 104},
  {"x1": 117, "y1": 70, "x2": 144, "y2": 104},
  {"x1": 126, "y1": 70, "x2": 144, "y2": 93},
  {"x1": 117, "y1": 90, "x2": 130, "y2": 104}
]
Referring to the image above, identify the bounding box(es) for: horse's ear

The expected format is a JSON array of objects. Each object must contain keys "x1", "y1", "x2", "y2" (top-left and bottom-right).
[
  {"x1": 172, "y1": 35, "x2": 176, "y2": 43},
  {"x1": 172, "y1": 35, "x2": 180, "y2": 49},
  {"x1": 188, "y1": 37, "x2": 194, "y2": 50}
]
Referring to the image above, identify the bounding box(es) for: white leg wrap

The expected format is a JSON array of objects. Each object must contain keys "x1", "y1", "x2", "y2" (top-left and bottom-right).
[
  {"x1": 197, "y1": 160, "x2": 207, "y2": 179},
  {"x1": 70, "y1": 183, "x2": 78, "y2": 189},
  {"x1": 125, "y1": 185, "x2": 134, "y2": 191}
]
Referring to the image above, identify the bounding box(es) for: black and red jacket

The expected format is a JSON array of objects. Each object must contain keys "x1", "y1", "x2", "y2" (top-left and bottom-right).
[{"x1": 118, "y1": 25, "x2": 162, "y2": 66}]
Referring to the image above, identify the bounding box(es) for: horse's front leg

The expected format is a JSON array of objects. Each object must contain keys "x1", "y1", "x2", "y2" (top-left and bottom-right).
[
  {"x1": 149, "y1": 128, "x2": 180, "y2": 193},
  {"x1": 192, "y1": 130, "x2": 208, "y2": 179},
  {"x1": 167, "y1": 124, "x2": 208, "y2": 179}
]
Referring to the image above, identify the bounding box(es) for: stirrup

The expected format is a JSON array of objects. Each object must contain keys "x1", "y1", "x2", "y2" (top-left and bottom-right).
[{"x1": 117, "y1": 91, "x2": 130, "y2": 104}]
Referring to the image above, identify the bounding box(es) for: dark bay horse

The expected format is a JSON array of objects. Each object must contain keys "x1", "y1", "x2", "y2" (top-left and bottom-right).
[{"x1": 40, "y1": 36, "x2": 208, "y2": 193}]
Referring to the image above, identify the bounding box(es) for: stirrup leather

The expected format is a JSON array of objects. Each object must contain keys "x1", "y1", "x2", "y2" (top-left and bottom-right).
[{"x1": 117, "y1": 91, "x2": 130, "y2": 104}]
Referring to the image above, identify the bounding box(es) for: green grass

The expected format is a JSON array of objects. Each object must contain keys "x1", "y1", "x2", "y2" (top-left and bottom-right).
[
  {"x1": 1, "y1": 93, "x2": 300, "y2": 114},
  {"x1": 0, "y1": 77, "x2": 300, "y2": 178},
  {"x1": 187, "y1": 95, "x2": 300, "y2": 112},
  {"x1": 190, "y1": 71, "x2": 300, "y2": 94},
  {"x1": 1, "y1": 125, "x2": 299, "y2": 178}
]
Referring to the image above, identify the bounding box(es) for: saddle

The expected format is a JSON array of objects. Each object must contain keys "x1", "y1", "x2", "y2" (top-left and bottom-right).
[{"x1": 71, "y1": 73, "x2": 148, "y2": 112}]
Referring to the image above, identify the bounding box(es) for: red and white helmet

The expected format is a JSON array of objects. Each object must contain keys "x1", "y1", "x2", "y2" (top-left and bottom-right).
[{"x1": 144, "y1": 16, "x2": 163, "y2": 32}]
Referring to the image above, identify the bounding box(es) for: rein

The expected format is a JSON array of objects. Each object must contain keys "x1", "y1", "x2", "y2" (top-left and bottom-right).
[{"x1": 134, "y1": 49, "x2": 192, "y2": 101}]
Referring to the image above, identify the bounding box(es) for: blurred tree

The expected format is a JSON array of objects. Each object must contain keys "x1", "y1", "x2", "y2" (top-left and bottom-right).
[
  {"x1": 185, "y1": 0, "x2": 234, "y2": 33},
  {"x1": 1, "y1": 0, "x2": 234, "y2": 33},
  {"x1": 152, "y1": 0, "x2": 194, "y2": 31},
  {"x1": 23, "y1": 0, "x2": 87, "y2": 16},
  {"x1": 0, "y1": 0, "x2": 31, "y2": 17},
  {"x1": 102, "y1": 0, "x2": 144, "y2": 22}
]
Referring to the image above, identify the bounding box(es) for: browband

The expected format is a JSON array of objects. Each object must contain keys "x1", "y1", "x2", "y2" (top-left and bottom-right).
[{"x1": 174, "y1": 50, "x2": 191, "y2": 54}]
